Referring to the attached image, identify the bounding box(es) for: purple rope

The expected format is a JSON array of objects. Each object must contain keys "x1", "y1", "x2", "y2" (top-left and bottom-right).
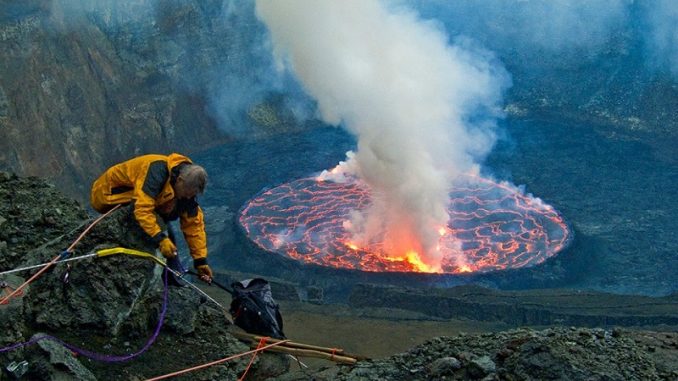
[{"x1": 0, "y1": 267, "x2": 169, "y2": 362}]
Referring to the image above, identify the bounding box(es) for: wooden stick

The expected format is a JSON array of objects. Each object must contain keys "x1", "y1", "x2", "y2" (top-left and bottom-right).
[
  {"x1": 231, "y1": 331, "x2": 345, "y2": 354},
  {"x1": 251, "y1": 344, "x2": 358, "y2": 365}
]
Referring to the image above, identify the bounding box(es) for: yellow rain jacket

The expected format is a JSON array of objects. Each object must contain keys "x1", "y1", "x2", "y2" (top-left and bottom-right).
[{"x1": 90, "y1": 153, "x2": 207, "y2": 262}]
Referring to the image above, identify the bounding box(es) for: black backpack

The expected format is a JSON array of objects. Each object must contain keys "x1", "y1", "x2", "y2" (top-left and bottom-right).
[{"x1": 229, "y1": 278, "x2": 285, "y2": 339}]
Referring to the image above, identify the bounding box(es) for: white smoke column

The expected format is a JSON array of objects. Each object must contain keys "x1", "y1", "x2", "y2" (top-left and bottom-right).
[
  {"x1": 256, "y1": 0, "x2": 509, "y2": 270},
  {"x1": 643, "y1": 0, "x2": 678, "y2": 78}
]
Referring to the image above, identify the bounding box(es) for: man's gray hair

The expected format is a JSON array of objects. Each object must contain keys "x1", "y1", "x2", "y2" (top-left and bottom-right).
[{"x1": 179, "y1": 164, "x2": 208, "y2": 194}]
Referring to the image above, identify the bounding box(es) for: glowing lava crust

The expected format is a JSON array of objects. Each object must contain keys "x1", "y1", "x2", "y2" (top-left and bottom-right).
[{"x1": 239, "y1": 175, "x2": 571, "y2": 274}]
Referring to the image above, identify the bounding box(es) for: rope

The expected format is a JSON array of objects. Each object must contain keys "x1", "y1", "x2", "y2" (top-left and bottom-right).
[
  {"x1": 0, "y1": 267, "x2": 169, "y2": 362},
  {"x1": 68, "y1": 204, "x2": 122, "y2": 252},
  {"x1": 1, "y1": 245, "x2": 227, "y2": 318},
  {"x1": 97, "y1": 247, "x2": 167, "y2": 268},
  {"x1": 238, "y1": 337, "x2": 268, "y2": 381},
  {"x1": 0, "y1": 204, "x2": 121, "y2": 305},
  {"x1": 0, "y1": 244, "x2": 230, "y2": 362},
  {"x1": 0, "y1": 247, "x2": 157, "y2": 278},
  {"x1": 0, "y1": 253, "x2": 97, "y2": 277},
  {"x1": 0, "y1": 253, "x2": 60, "y2": 305},
  {"x1": 0, "y1": 283, "x2": 23, "y2": 305},
  {"x1": 144, "y1": 340, "x2": 290, "y2": 381},
  {"x1": 98, "y1": 249, "x2": 227, "y2": 311}
]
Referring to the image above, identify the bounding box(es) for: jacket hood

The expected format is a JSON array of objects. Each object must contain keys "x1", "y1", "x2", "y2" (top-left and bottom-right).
[{"x1": 167, "y1": 153, "x2": 192, "y2": 170}]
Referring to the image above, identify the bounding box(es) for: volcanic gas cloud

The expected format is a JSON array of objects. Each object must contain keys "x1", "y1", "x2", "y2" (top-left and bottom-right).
[{"x1": 251, "y1": 1, "x2": 568, "y2": 273}]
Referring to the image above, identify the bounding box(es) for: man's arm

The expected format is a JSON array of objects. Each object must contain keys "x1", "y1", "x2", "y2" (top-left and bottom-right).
[
  {"x1": 133, "y1": 160, "x2": 168, "y2": 243},
  {"x1": 179, "y1": 201, "x2": 211, "y2": 280},
  {"x1": 179, "y1": 203, "x2": 207, "y2": 261}
]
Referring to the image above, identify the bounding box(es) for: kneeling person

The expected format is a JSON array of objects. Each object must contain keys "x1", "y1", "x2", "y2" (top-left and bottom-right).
[{"x1": 90, "y1": 153, "x2": 212, "y2": 282}]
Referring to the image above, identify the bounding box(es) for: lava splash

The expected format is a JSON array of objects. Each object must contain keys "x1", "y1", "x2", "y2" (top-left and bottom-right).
[{"x1": 239, "y1": 175, "x2": 571, "y2": 274}]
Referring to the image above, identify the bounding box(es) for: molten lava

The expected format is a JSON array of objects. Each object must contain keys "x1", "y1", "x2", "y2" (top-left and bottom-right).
[{"x1": 239, "y1": 175, "x2": 571, "y2": 274}]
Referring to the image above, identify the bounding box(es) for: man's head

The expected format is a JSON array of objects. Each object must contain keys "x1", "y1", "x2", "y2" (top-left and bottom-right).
[{"x1": 174, "y1": 164, "x2": 207, "y2": 199}]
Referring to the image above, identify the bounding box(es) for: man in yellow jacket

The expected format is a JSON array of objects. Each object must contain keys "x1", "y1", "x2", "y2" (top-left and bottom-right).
[{"x1": 90, "y1": 153, "x2": 212, "y2": 282}]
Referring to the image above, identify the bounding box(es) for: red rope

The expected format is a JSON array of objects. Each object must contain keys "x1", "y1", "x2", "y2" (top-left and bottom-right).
[
  {"x1": 0, "y1": 254, "x2": 60, "y2": 305},
  {"x1": 0, "y1": 284, "x2": 22, "y2": 305},
  {"x1": 66, "y1": 204, "x2": 122, "y2": 252},
  {"x1": 0, "y1": 204, "x2": 121, "y2": 305},
  {"x1": 238, "y1": 337, "x2": 269, "y2": 381},
  {"x1": 144, "y1": 340, "x2": 290, "y2": 381}
]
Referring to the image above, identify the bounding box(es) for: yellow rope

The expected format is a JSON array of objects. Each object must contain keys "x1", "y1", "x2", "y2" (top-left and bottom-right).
[
  {"x1": 96, "y1": 247, "x2": 167, "y2": 268},
  {"x1": 97, "y1": 247, "x2": 230, "y2": 321}
]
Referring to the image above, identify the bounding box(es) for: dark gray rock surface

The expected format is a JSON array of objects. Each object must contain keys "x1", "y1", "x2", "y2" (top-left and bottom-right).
[
  {"x1": 33, "y1": 335, "x2": 97, "y2": 381},
  {"x1": 0, "y1": 274, "x2": 27, "y2": 364},
  {"x1": 277, "y1": 328, "x2": 677, "y2": 381},
  {"x1": 0, "y1": 1, "x2": 230, "y2": 198},
  {"x1": 0, "y1": 173, "x2": 288, "y2": 380}
]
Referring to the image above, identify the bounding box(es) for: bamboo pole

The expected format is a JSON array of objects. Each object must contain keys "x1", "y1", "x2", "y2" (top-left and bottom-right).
[
  {"x1": 249, "y1": 344, "x2": 358, "y2": 365},
  {"x1": 231, "y1": 330, "x2": 368, "y2": 362},
  {"x1": 232, "y1": 332, "x2": 344, "y2": 354}
]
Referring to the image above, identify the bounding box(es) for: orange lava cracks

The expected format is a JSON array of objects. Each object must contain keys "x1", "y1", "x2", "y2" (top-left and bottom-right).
[{"x1": 239, "y1": 175, "x2": 571, "y2": 274}]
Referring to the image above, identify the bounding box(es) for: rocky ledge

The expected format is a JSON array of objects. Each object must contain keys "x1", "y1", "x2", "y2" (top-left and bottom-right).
[
  {"x1": 279, "y1": 327, "x2": 677, "y2": 381},
  {"x1": 0, "y1": 172, "x2": 286, "y2": 380}
]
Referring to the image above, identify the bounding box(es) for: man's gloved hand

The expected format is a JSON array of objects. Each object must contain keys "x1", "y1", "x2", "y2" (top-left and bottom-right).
[
  {"x1": 158, "y1": 237, "x2": 177, "y2": 259},
  {"x1": 196, "y1": 264, "x2": 213, "y2": 283}
]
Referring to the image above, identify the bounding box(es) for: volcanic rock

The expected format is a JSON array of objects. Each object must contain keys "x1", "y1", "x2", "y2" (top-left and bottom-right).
[
  {"x1": 278, "y1": 327, "x2": 676, "y2": 381},
  {"x1": 0, "y1": 274, "x2": 26, "y2": 363},
  {"x1": 428, "y1": 356, "x2": 462, "y2": 377},
  {"x1": 32, "y1": 334, "x2": 97, "y2": 381},
  {"x1": 0, "y1": 1, "x2": 227, "y2": 199},
  {"x1": 0, "y1": 173, "x2": 288, "y2": 380}
]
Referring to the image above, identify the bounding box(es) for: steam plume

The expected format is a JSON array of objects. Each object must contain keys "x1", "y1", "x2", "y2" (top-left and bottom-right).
[
  {"x1": 255, "y1": 0, "x2": 510, "y2": 269},
  {"x1": 641, "y1": 0, "x2": 678, "y2": 77}
]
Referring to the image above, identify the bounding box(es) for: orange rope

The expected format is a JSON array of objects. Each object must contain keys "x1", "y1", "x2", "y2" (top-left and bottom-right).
[
  {"x1": 0, "y1": 254, "x2": 59, "y2": 305},
  {"x1": 0, "y1": 204, "x2": 121, "y2": 305},
  {"x1": 330, "y1": 348, "x2": 337, "y2": 361},
  {"x1": 144, "y1": 340, "x2": 290, "y2": 381},
  {"x1": 238, "y1": 337, "x2": 268, "y2": 381},
  {"x1": 0, "y1": 284, "x2": 22, "y2": 305},
  {"x1": 67, "y1": 204, "x2": 122, "y2": 252}
]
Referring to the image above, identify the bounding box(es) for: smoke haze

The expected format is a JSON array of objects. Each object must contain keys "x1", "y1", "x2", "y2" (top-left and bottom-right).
[
  {"x1": 43, "y1": 0, "x2": 677, "y2": 139},
  {"x1": 640, "y1": 0, "x2": 678, "y2": 77},
  {"x1": 411, "y1": 0, "x2": 629, "y2": 53},
  {"x1": 255, "y1": 0, "x2": 510, "y2": 269}
]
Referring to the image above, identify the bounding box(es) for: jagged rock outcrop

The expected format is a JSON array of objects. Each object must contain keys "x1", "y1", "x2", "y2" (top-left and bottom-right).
[
  {"x1": 278, "y1": 327, "x2": 678, "y2": 381},
  {"x1": 0, "y1": 0, "x2": 236, "y2": 199},
  {"x1": 0, "y1": 274, "x2": 26, "y2": 364},
  {"x1": 32, "y1": 336, "x2": 98, "y2": 381},
  {"x1": 0, "y1": 172, "x2": 288, "y2": 380}
]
